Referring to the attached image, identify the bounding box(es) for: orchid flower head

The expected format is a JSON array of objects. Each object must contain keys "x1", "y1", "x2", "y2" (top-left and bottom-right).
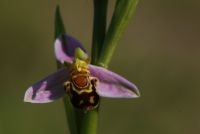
[{"x1": 24, "y1": 34, "x2": 140, "y2": 110}]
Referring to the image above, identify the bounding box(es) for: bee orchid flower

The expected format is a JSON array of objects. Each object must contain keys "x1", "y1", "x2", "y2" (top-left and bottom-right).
[{"x1": 24, "y1": 35, "x2": 140, "y2": 111}]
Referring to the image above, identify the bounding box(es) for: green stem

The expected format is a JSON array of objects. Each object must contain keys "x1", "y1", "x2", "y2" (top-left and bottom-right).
[
  {"x1": 98, "y1": 0, "x2": 139, "y2": 66},
  {"x1": 91, "y1": 0, "x2": 108, "y2": 64},
  {"x1": 79, "y1": 109, "x2": 99, "y2": 134},
  {"x1": 63, "y1": 96, "x2": 79, "y2": 134}
]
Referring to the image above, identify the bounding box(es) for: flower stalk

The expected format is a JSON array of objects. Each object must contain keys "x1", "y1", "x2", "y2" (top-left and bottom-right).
[
  {"x1": 78, "y1": 1, "x2": 108, "y2": 134},
  {"x1": 24, "y1": 1, "x2": 140, "y2": 134}
]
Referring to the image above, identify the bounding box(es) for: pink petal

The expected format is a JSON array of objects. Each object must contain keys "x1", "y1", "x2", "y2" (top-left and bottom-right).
[
  {"x1": 89, "y1": 65, "x2": 140, "y2": 98},
  {"x1": 24, "y1": 68, "x2": 70, "y2": 103},
  {"x1": 54, "y1": 35, "x2": 88, "y2": 63}
]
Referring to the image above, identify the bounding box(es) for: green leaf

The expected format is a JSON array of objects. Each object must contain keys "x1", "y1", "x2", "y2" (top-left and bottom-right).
[
  {"x1": 91, "y1": 0, "x2": 108, "y2": 64},
  {"x1": 98, "y1": 0, "x2": 139, "y2": 67}
]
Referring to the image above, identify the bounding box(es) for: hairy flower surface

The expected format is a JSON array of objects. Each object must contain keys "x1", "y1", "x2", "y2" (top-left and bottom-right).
[{"x1": 24, "y1": 35, "x2": 140, "y2": 110}]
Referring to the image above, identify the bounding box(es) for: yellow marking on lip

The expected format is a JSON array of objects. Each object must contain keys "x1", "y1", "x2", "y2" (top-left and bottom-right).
[
  {"x1": 71, "y1": 85, "x2": 93, "y2": 94},
  {"x1": 89, "y1": 96, "x2": 95, "y2": 104}
]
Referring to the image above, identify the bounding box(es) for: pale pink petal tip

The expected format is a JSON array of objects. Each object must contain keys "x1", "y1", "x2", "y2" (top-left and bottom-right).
[
  {"x1": 89, "y1": 65, "x2": 140, "y2": 98},
  {"x1": 24, "y1": 68, "x2": 70, "y2": 103}
]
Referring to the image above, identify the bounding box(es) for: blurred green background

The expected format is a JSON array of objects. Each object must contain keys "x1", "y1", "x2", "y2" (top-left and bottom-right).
[{"x1": 0, "y1": 0, "x2": 200, "y2": 134}]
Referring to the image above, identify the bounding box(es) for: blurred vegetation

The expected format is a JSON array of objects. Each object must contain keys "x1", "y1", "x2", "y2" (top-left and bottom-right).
[{"x1": 0, "y1": 1, "x2": 200, "y2": 134}]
